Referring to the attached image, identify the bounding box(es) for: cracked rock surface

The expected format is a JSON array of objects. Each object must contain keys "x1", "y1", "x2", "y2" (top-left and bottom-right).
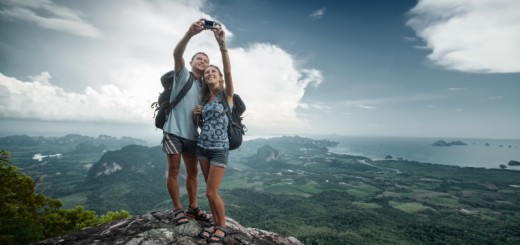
[{"x1": 32, "y1": 210, "x2": 303, "y2": 245}]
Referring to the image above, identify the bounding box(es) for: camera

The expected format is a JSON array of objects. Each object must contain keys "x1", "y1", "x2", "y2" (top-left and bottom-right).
[{"x1": 204, "y1": 20, "x2": 220, "y2": 30}]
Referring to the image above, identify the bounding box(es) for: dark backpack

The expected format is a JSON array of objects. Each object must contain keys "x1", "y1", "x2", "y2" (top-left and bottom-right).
[
  {"x1": 151, "y1": 70, "x2": 194, "y2": 129},
  {"x1": 221, "y1": 94, "x2": 247, "y2": 150}
]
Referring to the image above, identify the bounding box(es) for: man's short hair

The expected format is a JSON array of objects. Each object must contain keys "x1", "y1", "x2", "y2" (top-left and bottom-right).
[{"x1": 191, "y1": 52, "x2": 209, "y2": 62}]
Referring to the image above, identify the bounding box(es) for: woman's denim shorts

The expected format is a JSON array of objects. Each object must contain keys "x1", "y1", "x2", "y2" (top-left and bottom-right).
[{"x1": 196, "y1": 146, "x2": 229, "y2": 168}]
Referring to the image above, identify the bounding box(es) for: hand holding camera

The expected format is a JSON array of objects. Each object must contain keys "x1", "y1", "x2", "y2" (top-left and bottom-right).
[
  {"x1": 201, "y1": 19, "x2": 226, "y2": 49},
  {"x1": 203, "y1": 20, "x2": 221, "y2": 30}
]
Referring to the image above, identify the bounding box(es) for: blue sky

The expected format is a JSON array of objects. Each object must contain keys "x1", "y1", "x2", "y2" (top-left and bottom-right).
[{"x1": 0, "y1": 0, "x2": 519, "y2": 143}]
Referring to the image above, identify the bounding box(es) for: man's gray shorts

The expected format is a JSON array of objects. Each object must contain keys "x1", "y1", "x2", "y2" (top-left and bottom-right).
[{"x1": 162, "y1": 132, "x2": 197, "y2": 156}]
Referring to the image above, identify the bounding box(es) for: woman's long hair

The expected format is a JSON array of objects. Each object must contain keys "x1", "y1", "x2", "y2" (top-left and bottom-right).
[{"x1": 201, "y1": 65, "x2": 225, "y2": 103}]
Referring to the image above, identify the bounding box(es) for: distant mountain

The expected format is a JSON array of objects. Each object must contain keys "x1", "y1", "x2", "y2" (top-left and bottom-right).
[
  {"x1": 0, "y1": 134, "x2": 148, "y2": 153},
  {"x1": 0, "y1": 134, "x2": 39, "y2": 146},
  {"x1": 243, "y1": 135, "x2": 337, "y2": 154},
  {"x1": 246, "y1": 144, "x2": 287, "y2": 170},
  {"x1": 254, "y1": 145, "x2": 279, "y2": 162}
]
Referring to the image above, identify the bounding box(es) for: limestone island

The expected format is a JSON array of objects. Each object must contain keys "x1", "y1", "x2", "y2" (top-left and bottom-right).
[
  {"x1": 432, "y1": 140, "x2": 468, "y2": 146},
  {"x1": 508, "y1": 160, "x2": 520, "y2": 166}
]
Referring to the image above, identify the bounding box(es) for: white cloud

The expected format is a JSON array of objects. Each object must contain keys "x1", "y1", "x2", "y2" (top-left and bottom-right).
[
  {"x1": 28, "y1": 72, "x2": 52, "y2": 85},
  {"x1": 358, "y1": 104, "x2": 376, "y2": 110},
  {"x1": 0, "y1": 0, "x2": 323, "y2": 135},
  {"x1": 310, "y1": 7, "x2": 326, "y2": 19},
  {"x1": 335, "y1": 92, "x2": 444, "y2": 109},
  {"x1": 407, "y1": 0, "x2": 520, "y2": 73},
  {"x1": 404, "y1": 36, "x2": 418, "y2": 42},
  {"x1": 0, "y1": 72, "x2": 147, "y2": 123},
  {"x1": 230, "y1": 44, "x2": 323, "y2": 133},
  {"x1": 448, "y1": 87, "x2": 468, "y2": 91},
  {"x1": 0, "y1": 0, "x2": 102, "y2": 38},
  {"x1": 298, "y1": 101, "x2": 330, "y2": 111},
  {"x1": 485, "y1": 95, "x2": 504, "y2": 101}
]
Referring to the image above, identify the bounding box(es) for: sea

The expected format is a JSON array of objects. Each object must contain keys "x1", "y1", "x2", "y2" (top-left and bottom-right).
[{"x1": 319, "y1": 136, "x2": 520, "y2": 170}]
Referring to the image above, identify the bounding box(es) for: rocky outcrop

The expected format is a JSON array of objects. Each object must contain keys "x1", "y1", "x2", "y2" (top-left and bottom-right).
[
  {"x1": 33, "y1": 210, "x2": 303, "y2": 245},
  {"x1": 255, "y1": 145, "x2": 279, "y2": 162}
]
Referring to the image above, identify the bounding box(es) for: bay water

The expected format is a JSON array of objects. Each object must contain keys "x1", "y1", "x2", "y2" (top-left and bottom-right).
[{"x1": 324, "y1": 136, "x2": 520, "y2": 170}]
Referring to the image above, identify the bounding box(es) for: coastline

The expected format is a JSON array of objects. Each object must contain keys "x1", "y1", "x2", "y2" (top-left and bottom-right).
[{"x1": 324, "y1": 135, "x2": 520, "y2": 171}]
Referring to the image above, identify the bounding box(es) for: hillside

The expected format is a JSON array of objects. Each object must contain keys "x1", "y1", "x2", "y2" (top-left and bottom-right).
[
  {"x1": 0, "y1": 134, "x2": 148, "y2": 208},
  {"x1": 2, "y1": 134, "x2": 520, "y2": 244},
  {"x1": 84, "y1": 145, "x2": 167, "y2": 213}
]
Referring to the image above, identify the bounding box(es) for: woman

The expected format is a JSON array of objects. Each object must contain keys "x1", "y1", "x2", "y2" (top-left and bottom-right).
[{"x1": 192, "y1": 25, "x2": 233, "y2": 243}]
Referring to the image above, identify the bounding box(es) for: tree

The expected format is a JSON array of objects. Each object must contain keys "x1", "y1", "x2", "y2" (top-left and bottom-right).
[{"x1": 0, "y1": 149, "x2": 131, "y2": 245}]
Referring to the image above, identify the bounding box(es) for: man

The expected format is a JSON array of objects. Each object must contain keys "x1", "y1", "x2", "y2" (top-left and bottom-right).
[{"x1": 162, "y1": 19, "x2": 211, "y2": 225}]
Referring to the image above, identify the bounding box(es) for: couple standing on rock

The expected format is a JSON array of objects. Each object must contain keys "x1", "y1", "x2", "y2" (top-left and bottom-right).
[{"x1": 160, "y1": 19, "x2": 235, "y2": 243}]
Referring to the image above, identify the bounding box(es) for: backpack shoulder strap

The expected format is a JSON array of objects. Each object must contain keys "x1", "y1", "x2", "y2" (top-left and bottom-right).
[
  {"x1": 220, "y1": 93, "x2": 234, "y2": 121},
  {"x1": 169, "y1": 72, "x2": 195, "y2": 110}
]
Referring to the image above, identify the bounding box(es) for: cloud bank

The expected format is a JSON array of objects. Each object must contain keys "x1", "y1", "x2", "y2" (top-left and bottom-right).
[
  {"x1": 407, "y1": 0, "x2": 520, "y2": 73},
  {"x1": 0, "y1": 0, "x2": 323, "y2": 134},
  {"x1": 0, "y1": 72, "x2": 145, "y2": 122},
  {"x1": 0, "y1": 0, "x2": 103, "y2": 38}
]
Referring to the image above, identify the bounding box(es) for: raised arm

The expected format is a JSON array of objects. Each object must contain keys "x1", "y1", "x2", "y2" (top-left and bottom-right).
[
  {"x1": 173, "y1": 19, "x2": 204, "y2": 75},
  {"x1": 213, "y1": 28, "x2": 234, "y2": 105}
]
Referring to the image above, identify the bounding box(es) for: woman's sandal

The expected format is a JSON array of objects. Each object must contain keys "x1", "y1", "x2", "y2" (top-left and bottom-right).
[
  {"x1": 172, "y1": 208, "x2": 189, "y2": 226},
  {"x1": 198, "y1": 222, "x2": 215, "y2": 239},
  {"x1": 186, "y1": 206, "x2": 211, "y2": 222},
  {"x1": 207, "y1": 225, "x2": 227, "y2": 243}
]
